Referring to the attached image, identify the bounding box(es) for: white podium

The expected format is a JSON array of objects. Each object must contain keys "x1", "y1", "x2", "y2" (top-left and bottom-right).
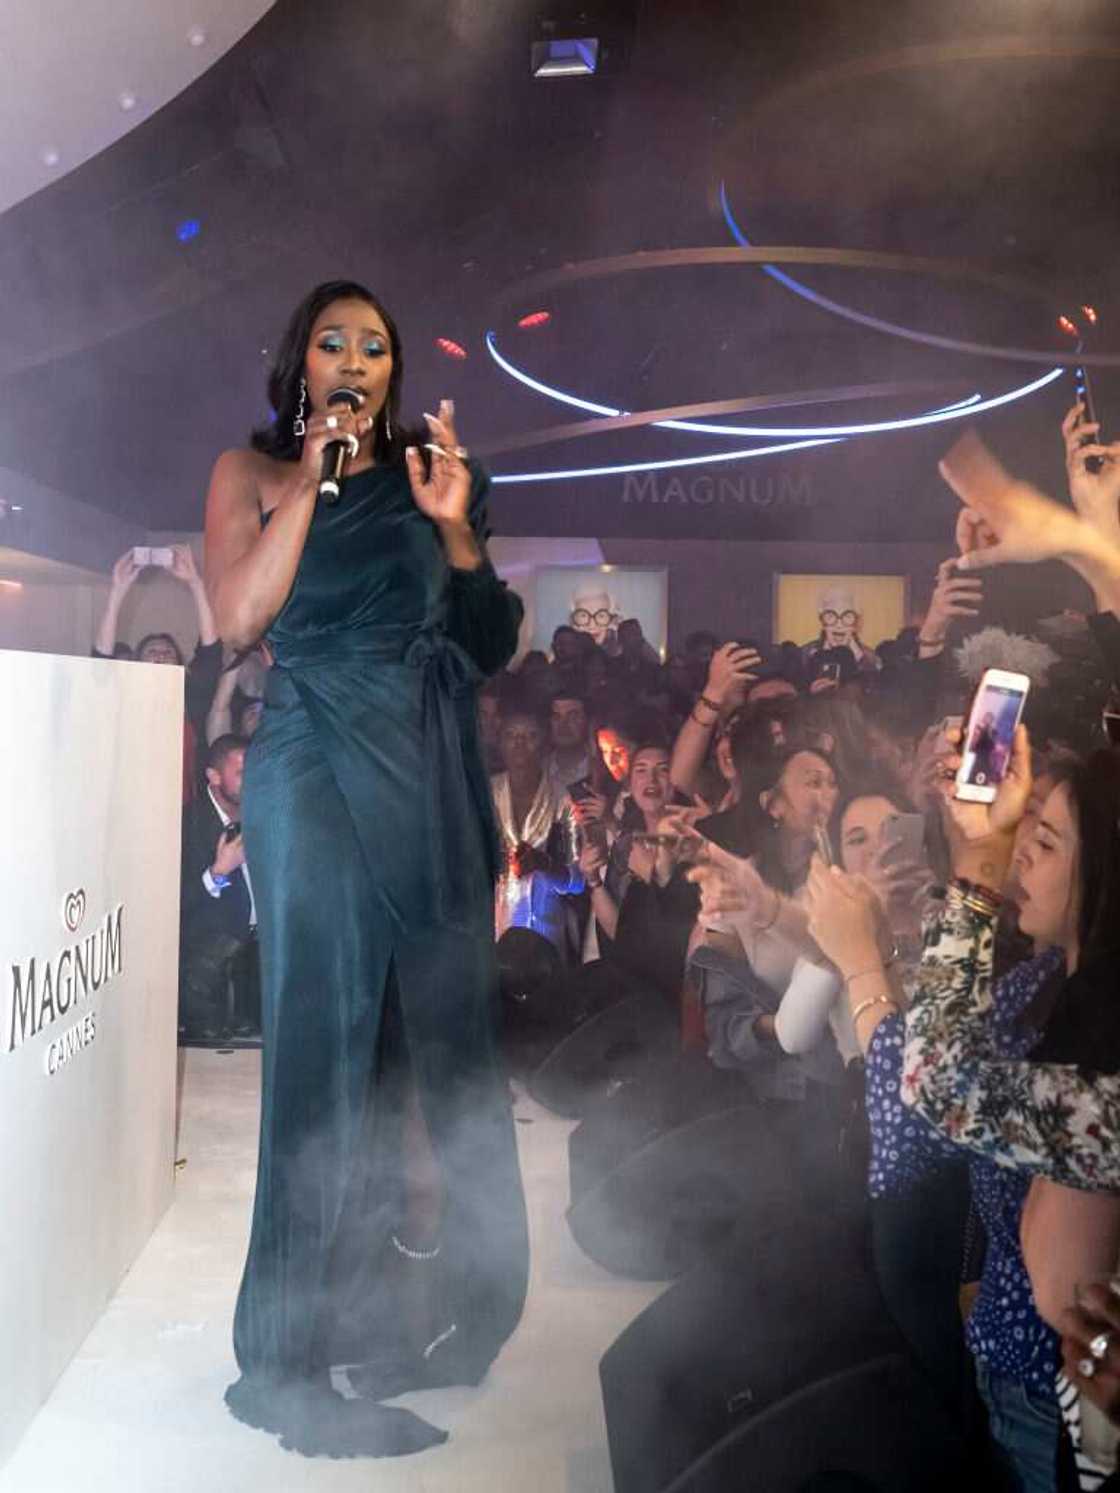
[{"x1": 0, "y1": 651, "x2": 183, "y2": 1468}]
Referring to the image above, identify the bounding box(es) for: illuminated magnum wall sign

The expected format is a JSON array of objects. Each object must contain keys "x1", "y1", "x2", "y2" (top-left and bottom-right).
[{"x1": 6, "y1": 892, "x2": 124, "y2": 1076}]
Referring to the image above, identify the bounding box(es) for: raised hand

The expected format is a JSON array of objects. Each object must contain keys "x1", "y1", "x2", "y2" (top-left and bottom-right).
[
  {"x1": 1063, "y1": 402, "x2": 1120, "y2": 544},
  {"x1": 406, "y1": 399, "x2": 471, "y2": 527},
  {"x1": 685, "y1": 840, "x2": 771, "y2": 921},
  {"x1": 704, "y1": 642, "x2": 761, "y2": 707},
  {"x1": 170, "y1": 543, "x2": 203, "y2": 587},
  {"x1": 955, "y1": 505, "x2": 1000, "y2": 559},
  {"x1": 570, "y1": 790, "x2": 609, "y2": 829},
  {"x1": 805, "y1": 857, "x2": 883, "y2": 976},
  {"x1": 940, "y1": 431, "x2": 1095, "y2": 572},
  {"x1": 920, "y1": 557, "x2": 983, "y2": 646},
  {"x1": 111, "y1": 549, "x2": 142, "y2": 594},
  {"x1": 937, "y1": 721, "x2": 1034, "y2": 845}
]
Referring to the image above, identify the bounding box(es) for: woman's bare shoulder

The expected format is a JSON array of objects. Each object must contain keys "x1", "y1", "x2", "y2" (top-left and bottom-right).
[{"x1": 208, "y1": 447, "x2": 291, "y2": 518}]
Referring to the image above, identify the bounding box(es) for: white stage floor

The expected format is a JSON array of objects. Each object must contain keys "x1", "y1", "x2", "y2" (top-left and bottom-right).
[{"x1": 0, "y1": 1048, "x2": 661, "y2": 1493}]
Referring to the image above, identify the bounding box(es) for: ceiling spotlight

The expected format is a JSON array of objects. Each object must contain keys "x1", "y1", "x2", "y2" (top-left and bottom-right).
[
  {"x1": 530, "y1": 4, "x2": 635, "y2": 78},
  {"x1": 187, "y1": 25, "x2": 207, "y2": 47},
  {"x1": 118, "y1": 91, "x2": 137, "y2": 111},
  {"x1": 41, "y1": 146, "x2": 60, "y2": 167},
  {"x1": 531, "y1": 36, "x2": 600, "y2": 77},
  {"x1": 176, "y1": 218, "x2": 202, "y2": 243},
  {"x1": 435, "y1": 337, "x2": 468, "y2": 360},
  {"x1": 518, "y1": 311, "x2": 552, "y2": 328}
]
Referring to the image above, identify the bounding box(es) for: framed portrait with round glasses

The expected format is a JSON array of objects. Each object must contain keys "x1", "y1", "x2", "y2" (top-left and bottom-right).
[{"x1": 533, "y1": 565, "x2": 668, "y2": 658}]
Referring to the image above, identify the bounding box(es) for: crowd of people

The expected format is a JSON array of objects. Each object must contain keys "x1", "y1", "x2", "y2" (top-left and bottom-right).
[
  {"x1": 92, "y1": 401, "x2": 1120, "y2": 1488},
  {"x1": 478, "y1": 403, "x2": 1120, "y2": 1493}
]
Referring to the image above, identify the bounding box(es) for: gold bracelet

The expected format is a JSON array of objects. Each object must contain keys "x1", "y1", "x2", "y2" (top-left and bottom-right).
[
  {"x1": 851, "y1": 995, "x2": 900, "y2": 1025},
  {"x1": 946, "y1": 880, "x2": 1001, "y2": 919},
  {"x1": 845, "y1": 964, "x2": 886, "y2": 987}
]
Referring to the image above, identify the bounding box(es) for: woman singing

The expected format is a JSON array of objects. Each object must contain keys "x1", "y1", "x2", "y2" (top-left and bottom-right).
[{"x1": 204, "y1": 281, "x2": 529, "y2": 1457}]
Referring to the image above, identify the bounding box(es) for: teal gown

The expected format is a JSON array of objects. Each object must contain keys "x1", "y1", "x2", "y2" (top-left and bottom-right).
[{"x1": 224, "y1": 460, "x2": 529, "y2": 1456}]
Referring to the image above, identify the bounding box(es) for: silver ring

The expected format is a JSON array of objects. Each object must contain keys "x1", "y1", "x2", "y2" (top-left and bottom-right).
[
  {"x1": 325, "y1": 415, "x2": 339, "y2": 430},
  {"x1": 1079, "y1": 1356, "x2": 1098, "y2": 1379},
  {"x1": 424, "y1": 442, "x2": 470, "y2": 462},
  {"x1": 1091, "y1": 1330, "x2": 1113, "y2": 1361}
]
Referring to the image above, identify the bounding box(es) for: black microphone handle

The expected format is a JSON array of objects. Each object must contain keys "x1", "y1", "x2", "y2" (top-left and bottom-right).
[{"x1": 318, "y1": 439, "x2": 349, "y2": 504}]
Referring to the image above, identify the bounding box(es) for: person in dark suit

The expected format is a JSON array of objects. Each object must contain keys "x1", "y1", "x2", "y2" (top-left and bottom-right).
[{"x1": 179, "y1": 733, "x2": 258, "y2": 1041}]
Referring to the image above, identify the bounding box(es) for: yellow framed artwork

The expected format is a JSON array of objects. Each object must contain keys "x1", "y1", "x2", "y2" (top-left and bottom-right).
[{"x1": 774, "y1": 573, "x2": 909, "y2": 650}]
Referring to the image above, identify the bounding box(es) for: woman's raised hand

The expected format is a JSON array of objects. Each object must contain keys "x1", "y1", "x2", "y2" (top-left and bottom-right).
[
  {"x1": 406, "y1": 400, "x2": 472, "y2": 527},
  {"x1": 685, "y1": 840, "x2": 770, "y2": 920},
  {"x1": 805, "y1": 858, "x2": 886, "y2": 976},
  {"x1": 297, "y1": 393, "x2": 375, "y2": 486},
  {"x1": 110, "y1": 548, "x2": 142, "y2": 594},
  {"x1": 1063, "y1": 402, "x2": 1120, "y2": 545},
  {"x1": 935, "y1": 721, "x2": 1034, "y2": 848},
  {"x1": 939, "y1": 431, "x2": 1096, "y2": 572},
  {"x1": 921, "y1": 556, "x2": 984, "y2": 645},
  {"x1": 704, "y1": 643, "x2": 760, "y2": 707}
]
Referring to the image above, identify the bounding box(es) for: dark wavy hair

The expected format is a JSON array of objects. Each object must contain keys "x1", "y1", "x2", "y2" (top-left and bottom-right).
[
  {"x1": 250, "y1": 279, "x2": 424, "y2": 464},
  {"x1": 1029, "y1": 748, "x2": 1120, "y2": 1071},
  {"x1": 738, "y1": 742, "x2": 839, "y2": 894}
]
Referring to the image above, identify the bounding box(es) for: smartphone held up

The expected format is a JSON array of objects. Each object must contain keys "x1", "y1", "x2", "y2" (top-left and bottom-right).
[
  {"x1": 954, "y1": 668, "x2": 1031, "y2": 804},
  {"x1": 131, "y1": 545, "x2": 174, "y2": 569}
]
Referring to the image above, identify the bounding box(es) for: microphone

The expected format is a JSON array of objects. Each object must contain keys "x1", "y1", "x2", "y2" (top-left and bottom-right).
[{"x1": 318, "y1": 386, "x2": 364, "y2": 504}]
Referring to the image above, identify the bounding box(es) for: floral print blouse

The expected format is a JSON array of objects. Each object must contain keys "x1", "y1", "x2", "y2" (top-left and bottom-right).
[
  {"x1": 865, "y1": 947, "x2": 1063, "y2": 1393},
  {"x1": 901, "y1": 898, "x2": 1120, "y2": 1191}
]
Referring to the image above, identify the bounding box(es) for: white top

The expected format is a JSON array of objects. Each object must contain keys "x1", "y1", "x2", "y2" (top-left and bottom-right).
[{"x1": 774, "y1": 956, "x2": 860, "y2": 1067}]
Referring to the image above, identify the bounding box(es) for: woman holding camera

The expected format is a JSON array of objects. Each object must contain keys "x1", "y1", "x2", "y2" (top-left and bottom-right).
[{"x1": 204, "y1": 281, "x2": 528, "y2": 1457}]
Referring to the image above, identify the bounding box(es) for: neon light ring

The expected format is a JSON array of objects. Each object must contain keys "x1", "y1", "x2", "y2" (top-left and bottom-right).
[{"x1": 482, "y1": 245, "x2": 1066, "y2": 481}]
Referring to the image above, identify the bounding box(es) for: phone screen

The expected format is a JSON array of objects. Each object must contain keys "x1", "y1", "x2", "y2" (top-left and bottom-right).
[
  {"x1": 1075, "y1": 365, "x2": 1100, "y2": 430},
  {"x1": 957, "y1": 676, "x2": 1028, "y2": 795},
  {"x1": 812, "y1": 822, "x2": 834, "y2": 867}
]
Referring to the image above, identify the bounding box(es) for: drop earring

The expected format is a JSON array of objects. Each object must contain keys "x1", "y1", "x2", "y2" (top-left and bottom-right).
[
  {"x1": 293, "y1": 378, "x2": 307, "y2": 439},
  {"x1": 384, "y1": 406, "x2": 392, "y2": 444}
]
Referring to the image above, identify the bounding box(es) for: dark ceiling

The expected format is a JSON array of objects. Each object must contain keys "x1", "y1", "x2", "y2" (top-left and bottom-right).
[{"x1": 3, "y1": 0, "x2": 1120, "y2": 539}]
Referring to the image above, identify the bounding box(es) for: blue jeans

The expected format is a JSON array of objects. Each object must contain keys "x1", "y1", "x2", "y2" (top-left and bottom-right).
[{"x1": 976, "y1": 1362, "x2": 1061, "y2": 1493}]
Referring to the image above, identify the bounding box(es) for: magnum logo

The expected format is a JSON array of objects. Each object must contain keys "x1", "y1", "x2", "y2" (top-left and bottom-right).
[{"x1": 7, "y1": 905, "x2": 124, "y2": 1055}]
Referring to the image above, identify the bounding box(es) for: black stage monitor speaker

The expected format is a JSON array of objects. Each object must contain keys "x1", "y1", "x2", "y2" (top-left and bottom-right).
[
  {"x1": 568, "y1": 1051, "x2": 753, "y2": 1206},
  {"x1": 528, "y1": 991, "x2": 678, "y2": 1119},
  {"x1": 567, "y1": 1096, "x2": 859, "y2": 1282},
  {"x1": 600, "y1": 1247, "x2": 967, "y2": 1493}
]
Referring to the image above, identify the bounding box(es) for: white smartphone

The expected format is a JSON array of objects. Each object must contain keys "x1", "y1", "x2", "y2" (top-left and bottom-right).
[
  {"x1": 148, "y1": 546, "x2": 174, "y2": 568},
  {"x1": 131, "y1": 545, "x2": 151, "y2": 566},
  {"x1": 954, "y1": 668, "x2": 1031, "y2": 803}
]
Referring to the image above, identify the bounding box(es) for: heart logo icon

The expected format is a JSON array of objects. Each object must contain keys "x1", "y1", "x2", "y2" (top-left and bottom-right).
[{"x1": 63, "y1": 890, "x2": 86, "y2": 934}]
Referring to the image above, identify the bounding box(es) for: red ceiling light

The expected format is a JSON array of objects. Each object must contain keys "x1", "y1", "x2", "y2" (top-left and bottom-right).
[
  {"x1": 518, "y1": 311, "x2": 552, "y2": 329},
  {"x1": 436, "y1": 337, "x2": 468, "y2": 360},
  {"x1": 1057, "y1": 314, "x2": 1079, "y2": 338},
  {"x1": 1082, "y1": 304, "x2": 1099, "y2": 326}
]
